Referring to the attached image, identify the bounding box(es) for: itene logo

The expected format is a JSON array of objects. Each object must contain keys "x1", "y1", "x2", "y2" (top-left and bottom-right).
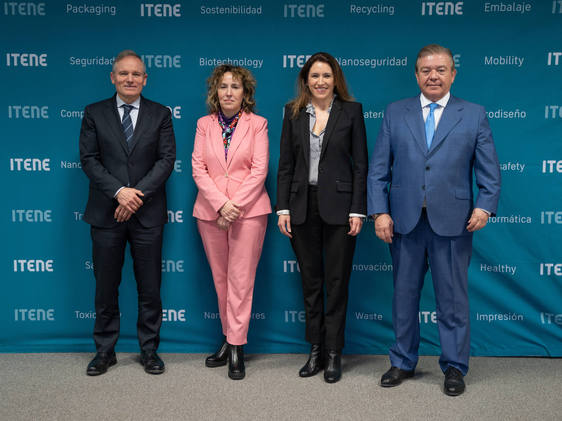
[
  {"x1": 283, "y1": 4, "x2": 325, "y2": 18},
  {"x1": 14, "y1": 308, "x2": 55, "y2": 321},
  {"x1": 13, "y1": 259, "x2": 54, "y2": 272},
  {"x1": 5, "y1": 53, "x2": 47, "y2": 66},
  {"x1": 9, "y1": 158, "x2": 50, "y2": 171},
  {"x1": 3, "y1": 2, "x2": 46, "y2": 15},
  {"x1": 140, "y1": 3, "x2": 181, "y2": 17},
  {"x1": 8, "y1": 105, "x2": 48, "y2": 119},
  {"x1": 421, "y1": 1, "x2": 463, "y2": 15}
]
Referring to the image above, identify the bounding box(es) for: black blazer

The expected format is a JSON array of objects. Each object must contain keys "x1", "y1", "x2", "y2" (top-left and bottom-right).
[
  {"x1": 276, "y1": 98, "x2": 368, "y2": 225},
  {"x1": 79, "y1": 94, "x2": 176, "y2": 228}
]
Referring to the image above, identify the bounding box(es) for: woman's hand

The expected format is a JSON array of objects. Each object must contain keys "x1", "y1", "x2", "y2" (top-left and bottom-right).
[
  {"x1": 219, "y1": 200, "x2": 241, "y2": 222},
  {"x1": 277, "y1": 214, "x2": 292, "y2": 238},
  {"x1": 348, "y1": 217, "x2": 363, "y2": 236},
  {"x1": 216, "y1": 216, "x2": 231, "y2": 231}
]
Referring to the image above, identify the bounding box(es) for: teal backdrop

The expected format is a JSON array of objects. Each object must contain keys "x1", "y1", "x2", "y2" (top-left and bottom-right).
[{"x1": 1, "y1": 0, "x2": 561, "y2": 355}]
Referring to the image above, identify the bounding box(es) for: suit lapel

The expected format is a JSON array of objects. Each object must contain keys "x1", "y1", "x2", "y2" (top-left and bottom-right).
[
  {"x1": 320, "y1": 99, "x2": 342, "y2": 161},
  {"x1": 404, "y1": 97, "x2": 428, "y2": 156},
  {"x1": 128, "y1": 96, "x2": 150, "y2": 155},
  {"x1": 298, "y1": 108, "x2": 310, "y2": 169},
  {"x1": 107, "y1": 95, "x2": 129, "y2": 155},
  {"x1": 209, "y1": 114, "x2": 227, "y2": 171},
  {"x1": 429, "y1": 95, "x2": 463, "y2": 154},
  {"x1": 226, "y1": 112, "x2": 250, "y2": 169}
]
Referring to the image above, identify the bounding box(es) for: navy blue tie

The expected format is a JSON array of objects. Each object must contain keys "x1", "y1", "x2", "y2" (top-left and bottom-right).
[
  {"x1": 121, "y1": 104, "x2": 134, "y2": 143},
  {"x1": 425, "y1": 103, "x2": 438, "y2": 149}
]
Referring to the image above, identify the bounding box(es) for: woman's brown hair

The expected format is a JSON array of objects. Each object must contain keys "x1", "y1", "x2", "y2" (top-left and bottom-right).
[
  {"x1": 206, "y1": 64, "x2": 257, "y2": 114},
  {"x1": 288, "y1": 52, "x2": 353, "y2": 118}
]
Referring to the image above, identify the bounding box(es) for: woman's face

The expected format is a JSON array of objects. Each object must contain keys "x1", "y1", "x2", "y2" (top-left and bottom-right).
[
  {"x1": 307, "y1": 61, "x2": 335, "y2": 102},
  {"x1": 217, "y1": 72, "x2": 244, "y2": 117}
]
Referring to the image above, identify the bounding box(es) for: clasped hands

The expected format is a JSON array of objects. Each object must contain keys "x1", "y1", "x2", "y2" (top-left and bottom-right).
[
  {"x1": 114, "y1": 187, "x2": 144, "y2": 223},
  {"x1": 217, "y1": 200, "x2": 241, "y2": 231}
]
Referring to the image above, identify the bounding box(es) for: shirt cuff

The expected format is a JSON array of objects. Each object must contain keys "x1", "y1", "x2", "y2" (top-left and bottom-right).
[
  {"x1": 476, "y1": 208, "x2": 491, "y2": 216},
  {"x1": 276, "y1": 209, "x2": 290, "y2": 215},
  {"x1": 349, "y1": 213, "x2": 366, "y2": 219},
  {"x1": 114, "y1": 186, "x2": 125, "y2": 198}
]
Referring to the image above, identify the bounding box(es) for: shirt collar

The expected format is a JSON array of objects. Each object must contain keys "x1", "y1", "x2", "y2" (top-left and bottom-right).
[
  {"x1": 306, "y1": 96, "x2": 336, "y2": 116},
  {"x1": 116, "y1": 95, "x2": 141, "y2": 110},
  {"x1": 420, "y1": 92, "x2": 450, "y2": 109}
]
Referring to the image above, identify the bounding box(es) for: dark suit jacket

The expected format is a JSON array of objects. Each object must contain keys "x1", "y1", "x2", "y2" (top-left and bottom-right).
[
  {"x1": 79, "y1": 94, "x2": 176, "y2": 228},
  {"x1": 277, "y1": 98, "x2": 368, "y2": 225}
]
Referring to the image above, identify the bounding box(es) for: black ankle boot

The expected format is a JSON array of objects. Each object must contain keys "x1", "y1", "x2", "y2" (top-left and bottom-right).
[
  {"x1": 324, "y1": 350, "x2": 342, "y2": 383},
  {"x1": 228, "y1": 345, "x2": 245, "y2": 380},
  {"x1": 205, "y1": 338, "x2": 229, "y2": 367},
  {"x1": 299, "y1": 344, "x2": 324, "y2": 377}
]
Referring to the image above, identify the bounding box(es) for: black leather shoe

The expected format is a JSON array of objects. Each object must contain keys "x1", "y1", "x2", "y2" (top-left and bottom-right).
[
  {"x1": 444, "y1": 366, "x2": 465, "y2": 396},
  {"x1": 86, "y1": 351, "x2": 116, "y2": 376},
  {"x1": 205, "y1": 339, "x2": 229, "y2": 368},
  {"x1": 228, "y1": 345, "x2": 245, "y2": 380},
  {"x1": 380, "y1": 366, "x2": 415, "y2": 387},
  {"x1": 299, "y1": 344, "x2": 324, "y2": 377},
  {"x1": 323, "y1": 350, "x2": 342, "y2": 383},
  {"x1": 140, "y1": 351, "x2": 165, "y2": 375}
]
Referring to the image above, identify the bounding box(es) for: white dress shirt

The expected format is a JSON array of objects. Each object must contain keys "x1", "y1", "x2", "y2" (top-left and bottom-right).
[
  {"x1": 116, "y1": 95, "x2": 141, "y2": 130},
  {"x1": 420, "y1": 91, "x2": 449, "y2": 127},
  {"x1": 114, "y1": 95, "x2": 141, "y2": 197}
]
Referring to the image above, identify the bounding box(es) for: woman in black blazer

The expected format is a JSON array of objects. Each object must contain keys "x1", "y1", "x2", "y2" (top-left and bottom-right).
[{"x1": 276, "y1": 52, "x2": 368, "y2": 383}]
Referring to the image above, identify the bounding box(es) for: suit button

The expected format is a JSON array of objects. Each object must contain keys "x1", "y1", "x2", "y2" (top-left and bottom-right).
[
  {"x1": 422, "y1": 185, "x2": 425, "y2": 190},
  {"x1": 319, "y1": 167, "x2": 324, "y2": 173},
  {"x1": 225, "y1": 173, "x2": 228, "y2": 178},
  {"x1": 425, "y1": 166, "x2": 430, "y2": 170}
]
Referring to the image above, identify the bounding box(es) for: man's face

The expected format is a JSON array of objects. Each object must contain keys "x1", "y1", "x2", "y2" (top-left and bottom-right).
[
  {"x1": 110, "y1": 56, "x2": 147, "y2": 103},
  {"x1": 415, "y1": 53, "x2": 456, "y2": 102}
]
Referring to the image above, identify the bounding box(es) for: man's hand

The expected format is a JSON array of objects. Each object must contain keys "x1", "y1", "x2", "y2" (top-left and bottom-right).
[
  {"x1": 116, "y1": 187, "x2": 144, "y2": 213},
  {"x1": 348, "y1": 217, "x2": 363, "y2": 236},
  {"x1": 219, "y1": 200, "x2": 241, "y2": 223},
  {"x1": 216, "y1": 216, "x2": 231, "y2": 231},
  {"x1": 374, "y1": 213, "x2": 394, "y2": 243},
  {"x1": 277, "y1": 214, "x2": 292, "y2": 238},
  {"x1": 114, "y1": 204, "x2": 133, "y2": 223},
  {"x1": 467, "y1": 208, "x2": 489, "y2": 232}
]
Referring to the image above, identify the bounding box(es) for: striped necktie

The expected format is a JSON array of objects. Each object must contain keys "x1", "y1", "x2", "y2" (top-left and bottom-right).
[
  {"x1": 121, "y1": 104, "x2": 134, "y2": 143},
  {"x1": 425, "y1": 102, "x2": 438, "y2": 149}
]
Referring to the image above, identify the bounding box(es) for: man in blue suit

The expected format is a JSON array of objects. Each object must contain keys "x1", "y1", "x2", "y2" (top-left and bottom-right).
[{"x1": 368, "y1": 44, "x2": 501, "y2": 396}]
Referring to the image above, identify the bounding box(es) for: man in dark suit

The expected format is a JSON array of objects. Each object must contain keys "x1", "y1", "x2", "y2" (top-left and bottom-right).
[
  {"x1": 368, "y1": 44, "x2": 501, "y2": 395},
  {"x1": 79, "y1": 50, "x2": 176, "y2": 376}
]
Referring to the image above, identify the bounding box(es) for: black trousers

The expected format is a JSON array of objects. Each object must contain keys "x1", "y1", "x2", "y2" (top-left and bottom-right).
[
  {"x1": 290, "y1": 187, "x2": 357, "y2": 351},
  {"x1": 91, "y1": 217, "x2": 163, "y2": 353}
]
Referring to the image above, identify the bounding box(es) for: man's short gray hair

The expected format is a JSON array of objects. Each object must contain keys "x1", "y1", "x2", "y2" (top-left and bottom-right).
[
  {"x1": 415, "y1": 44, "x2": 455, "y2": 72},
  {"x1": 112, "y1": 50, "x2": 145, "y2": 73}
]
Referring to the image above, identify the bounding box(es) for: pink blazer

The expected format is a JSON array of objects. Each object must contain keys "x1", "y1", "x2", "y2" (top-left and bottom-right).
[{"x1": 192, "y1": 112, "x2": 272, "y2": 221}]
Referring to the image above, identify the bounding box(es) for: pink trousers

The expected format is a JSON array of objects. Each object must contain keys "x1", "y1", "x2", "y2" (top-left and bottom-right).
[{"x1": 197, "y1": 215, "x2": 267, "y2": 345}]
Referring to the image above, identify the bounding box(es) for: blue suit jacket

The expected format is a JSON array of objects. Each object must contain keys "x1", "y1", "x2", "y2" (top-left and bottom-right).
[{"x1": 367, "y1": 95, "x2": 501, "y2": 237}]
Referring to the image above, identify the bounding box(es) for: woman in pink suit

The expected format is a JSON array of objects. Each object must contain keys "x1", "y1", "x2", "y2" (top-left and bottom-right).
[{"x1": 192, "y1": 65, "x2": 271, "y2": 380}]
